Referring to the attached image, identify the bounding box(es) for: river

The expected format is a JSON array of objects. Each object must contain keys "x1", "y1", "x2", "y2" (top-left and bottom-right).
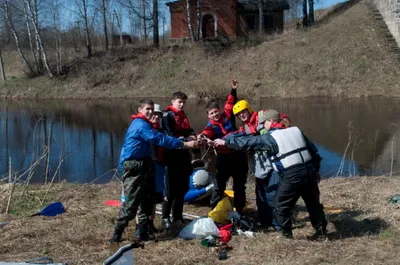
[{"x1": 1, "y1": 98, "x2": 400, "y2": 183}]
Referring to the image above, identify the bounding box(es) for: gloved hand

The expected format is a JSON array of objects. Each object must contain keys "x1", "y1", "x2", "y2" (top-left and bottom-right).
[{"x1": 205, "y1": 183, "x2": 215, "y2": 191}]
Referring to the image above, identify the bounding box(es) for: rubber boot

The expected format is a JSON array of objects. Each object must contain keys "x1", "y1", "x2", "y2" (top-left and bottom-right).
[
  {"x1": 108, "y1": 227, "x2": 124, "y2": 244},
  {"x1": 138, "y1": 223, "x2": 156, "y2": 241},
  {"x1": 162, "y1": 218, "x2": 172, "y2": 230},
  {"x1": 309, "y1": 227, "x2": 328, "y2": 241},
  {"x1": 134, "y1": 223, "x2": 140, "y2": 239}
]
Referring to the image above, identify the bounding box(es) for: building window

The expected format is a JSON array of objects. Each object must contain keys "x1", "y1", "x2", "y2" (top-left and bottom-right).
[{"x1": 246, "y1": 15, "x2": 255, "y2": 30}]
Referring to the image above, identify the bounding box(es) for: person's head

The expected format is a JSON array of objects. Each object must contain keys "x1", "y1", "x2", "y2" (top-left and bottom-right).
[
  {"x1": 206, "y1": 101, "x2": 221, "y2": 122},
  {"x1": 151, "y1": 104, "x2": 163, "y2": 124},
  {"x1": 258, "y1": 109, "x2": 281, "y2": 131},
  {"x1": 138, "y1": 99, "x2": 154, "y2": 120},
  {"x1": 233, "y1": 100, "x2": 253, "y2": 122},
  {"x1": 171, "y1": 91, "x2": 188, "y2": 111}
]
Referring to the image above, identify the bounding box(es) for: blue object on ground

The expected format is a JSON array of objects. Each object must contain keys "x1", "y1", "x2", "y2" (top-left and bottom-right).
[{"x1": 30, "y1": 202, "x2": 65, "y2": 217}]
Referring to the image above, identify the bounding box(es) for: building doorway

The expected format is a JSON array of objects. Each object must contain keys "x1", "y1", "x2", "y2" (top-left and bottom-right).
[{"x1": 202, "y1": 14, "x2": 217, "y2": 38}]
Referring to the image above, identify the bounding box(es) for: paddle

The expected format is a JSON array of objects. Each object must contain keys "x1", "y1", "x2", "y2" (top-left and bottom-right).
[{"x1": 30, "y1": 202, "x2": 65, "y2": 217}]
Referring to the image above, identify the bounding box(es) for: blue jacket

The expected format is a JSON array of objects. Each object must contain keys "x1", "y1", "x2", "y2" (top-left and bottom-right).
[
  {"x1": 118, "y1": 118, "x2": 183, "y2": 171},
  {"x1": 184, "y1": 169, "x2": 212, "y2": 203}
]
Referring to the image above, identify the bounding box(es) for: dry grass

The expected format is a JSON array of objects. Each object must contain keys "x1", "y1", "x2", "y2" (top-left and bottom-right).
[
  {"x1": 1, "y1": 0, "x2": 400, "y2": 100},
  {"x1": 1, "y1": 176, "x2": 400, "y2": 264}
]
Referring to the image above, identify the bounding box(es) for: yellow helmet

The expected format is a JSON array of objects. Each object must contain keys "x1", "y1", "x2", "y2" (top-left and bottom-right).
[{"x1": 233, "y1": 100, "x2": 253, "y2": 115}]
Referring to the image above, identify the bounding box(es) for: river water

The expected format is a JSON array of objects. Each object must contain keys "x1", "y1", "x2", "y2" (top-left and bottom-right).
[{"x1": 1, "y1": 98, "x2": 400, "y2": 183}]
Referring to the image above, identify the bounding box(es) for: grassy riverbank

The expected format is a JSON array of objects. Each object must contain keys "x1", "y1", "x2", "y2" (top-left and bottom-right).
[
  {"x1": 1, "y1": 176, "x2": 400, "y2": 264},
  {"x1": 1, "y1": 0, "x2": 400, "y2": 100}
]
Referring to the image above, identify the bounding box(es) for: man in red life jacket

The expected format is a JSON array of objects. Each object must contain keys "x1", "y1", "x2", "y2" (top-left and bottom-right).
[
  {"x1": 161, "y1": 92, "x2": 197, "y2": 229},
  {"x1": 198, "y1": 77, "x2": 248, "y2": 215},
  {"x1": 109, "y1": 100, "x2": 198, "y2": 244}
]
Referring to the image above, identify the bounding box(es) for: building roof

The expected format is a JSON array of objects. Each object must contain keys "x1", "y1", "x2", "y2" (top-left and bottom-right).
[{"x1": 238, "y1": 0, "x2": 290, "y2": 11}]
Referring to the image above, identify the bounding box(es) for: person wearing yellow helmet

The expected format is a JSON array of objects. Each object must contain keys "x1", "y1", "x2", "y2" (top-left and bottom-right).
[{"x1": 233, "y1": 100, "x2": 253, "y2": 123}]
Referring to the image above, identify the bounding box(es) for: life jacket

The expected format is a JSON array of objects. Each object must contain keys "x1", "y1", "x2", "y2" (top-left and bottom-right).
[
  {"x1": 206, "y1": 113, "x2": 235, "y2": 139},
  {"x1": 131, "y1": 113, "x2": 152, "y2": 126},
  {"x1": 152, "y1": 122, "x2": 164, "y2": 162},
  {"x1": 244, "y1": 112, "x2": 264, "y2": 135},
  {"x1": 268, "y1": 127, "x2": 312, "y2": 173},
  {"x1": 253, "y1": 151, "x2": 273, "y2": 179},
  {"x1": 165, "y1": 105, "x2": 191, "y2": 137}
]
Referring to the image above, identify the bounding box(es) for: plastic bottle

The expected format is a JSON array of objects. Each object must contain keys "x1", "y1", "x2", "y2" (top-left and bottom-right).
[{"x1": 121, "y1": 185, "x2": 126, "y2": 205}]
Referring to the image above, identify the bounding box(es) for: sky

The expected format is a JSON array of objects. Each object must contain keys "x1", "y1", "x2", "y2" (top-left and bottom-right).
[{"x1": 315, "y1": 0, "x2": 348, "y2": 10}]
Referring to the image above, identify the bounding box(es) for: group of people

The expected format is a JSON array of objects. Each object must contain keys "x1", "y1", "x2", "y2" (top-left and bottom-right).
[{"x1": 109, "y1": 77, "x2": 327, "y2": 244}]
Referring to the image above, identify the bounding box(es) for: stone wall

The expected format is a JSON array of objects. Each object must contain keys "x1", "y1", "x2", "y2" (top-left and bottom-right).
[{"x1": 374, "y1": 0, "x2": 400, "y2": 47}]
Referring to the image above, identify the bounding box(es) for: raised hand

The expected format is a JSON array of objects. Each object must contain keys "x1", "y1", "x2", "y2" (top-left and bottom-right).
[{"x1": 232, "y1": 76, "x2": 239, "y2": 90}]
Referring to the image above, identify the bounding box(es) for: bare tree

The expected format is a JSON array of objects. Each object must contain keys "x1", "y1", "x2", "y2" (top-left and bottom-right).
[
  {"x1": 0, "y1": 47, "x2": 5, "y2": 82},
  {"x1": 3, "y1": 1, "x2": 36, "y2": 75},
  {"x1": 22, "y1": 0, "x2": 39, "y2": 73},
  {"x1": 308, "y1": 0, "x2": 314, "y2": 26},
  {"x1": 75, "y1": 0, "x2": 92, "y2": 57},
  {"x1": 259, "y1": 0, "x2": 264, "y2": 39},
  {"x1": 51, "y1": 0, "x2": 62, "y2": 75},
  {"x1": 26, "y1": 0, "x2": 53, "y2": 77},
  {"x1": 102, "y1": 0, "x2": 109, "y2": 50},
  {"x1": 302, "y1": 0, "x2": 308, "y2": 27},
  {"x1": 185, "y1": 0, "x2": 195, "y2": 41},
  {"x1": 153, "y1": 0, "x2": 159, "y2": 47},
  {"x1": 195, "y1": 0, "x2": 200, "y2": 40},
  {"x1": 114, "y1": 9, "x2": 123, "y2": 46},
  {"x1": 141, "y1": 0, "x2": 147, "y2": 43}
]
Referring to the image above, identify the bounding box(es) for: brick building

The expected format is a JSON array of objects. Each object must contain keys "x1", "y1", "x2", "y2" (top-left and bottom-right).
[{"x1": 166, "y1": 0, "x2": 290, "y2": 41}]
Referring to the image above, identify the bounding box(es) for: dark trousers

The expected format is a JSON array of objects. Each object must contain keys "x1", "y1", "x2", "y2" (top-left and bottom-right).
[
  {"x1": 115, "y1": 158, "x2": 154, "y2": 231},
  {"x1": 210, "y1": 152, "x2": 248, "y2": 214},
  {"x1": 274, "y1": 164, "x2": 327, "y2": 232},
  {"x1": 162, "y1": 149, "x2": 193, "y2": 221},
  {"x1": 255, "y1": 171, "x2": 280, "y2": 229}
]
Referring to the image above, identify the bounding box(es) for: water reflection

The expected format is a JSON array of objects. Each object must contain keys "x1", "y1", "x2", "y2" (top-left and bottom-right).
[{"x1": 1, "y1": 98, "x2": 399, "y2": 183}]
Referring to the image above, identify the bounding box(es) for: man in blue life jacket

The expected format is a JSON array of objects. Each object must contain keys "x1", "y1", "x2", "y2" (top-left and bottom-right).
[
  {"x1": 109, "y1": 99, "x2": 199, "y2": 244},
  {"x1": 214, "y1": 110, "x2": 328, "y2": 240},
  {"x1": 197, "y1": 77, "x2": 248, "y2": 215}
]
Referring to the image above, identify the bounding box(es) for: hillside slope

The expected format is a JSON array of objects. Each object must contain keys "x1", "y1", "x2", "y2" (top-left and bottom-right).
[{"x1": 1, "y1": 0, "x2": 400, "y2": 99}]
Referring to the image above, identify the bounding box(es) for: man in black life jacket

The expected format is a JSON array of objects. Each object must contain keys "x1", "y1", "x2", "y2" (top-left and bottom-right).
[
  {"x1": 214, "y1": 110, "x2": 328, "y2": 240},
  {"x1": 161, "y1": 92, "x2": 196, "y2": 229},
  {"x1": 198, "y1": 77, "x2": 248, "y2": 215}
]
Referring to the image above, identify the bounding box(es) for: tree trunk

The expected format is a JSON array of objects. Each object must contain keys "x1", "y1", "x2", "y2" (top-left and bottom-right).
[
  {"x1": 0, "y1": 48, "x2": 6, "y2": 82},
  {"x1": 82, "y1": 0, "x2": 92, "y2": 57},
  {"x1": 259, "y1": 0, "x2": 264, "y2": 39},
  {"x1": 141, "y1": 0, "x2": 147, "y2": 44},
  {"x1": 186, "y1": 0, "x2": 195, "y2": 42},
  {"x1": 26, "y1": 0, "x2": 54, "y2": 77},
  {"x1": 22, "y1": 0, "x2": 39, "y2": 73},
  {"x1": 32, "y1": 0, "x2": 43, "y2": 71},
  {"x1": 302, "y1": 0, "x2": 308, "y2": 27},
  {"x1": 4, "y1": 2, "x2": 36, "y2": 75},
  {"x1": 308, "y1": 0, "x2": 314, "y2": 26},
  {"x1": 196, "y1": 0, "x2": 201, "y2": 41},
  {"x1": 153, "y1": 0, "x2": 159, "y2": 47},
  {"x1": 102, "y1": 0, "x2": 109, "y2": 50}
]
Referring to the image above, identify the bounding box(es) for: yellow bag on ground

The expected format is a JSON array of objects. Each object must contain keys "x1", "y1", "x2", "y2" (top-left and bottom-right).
[{"x1": 208, "y1": 197, "x2": 232, "y2": 223}]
